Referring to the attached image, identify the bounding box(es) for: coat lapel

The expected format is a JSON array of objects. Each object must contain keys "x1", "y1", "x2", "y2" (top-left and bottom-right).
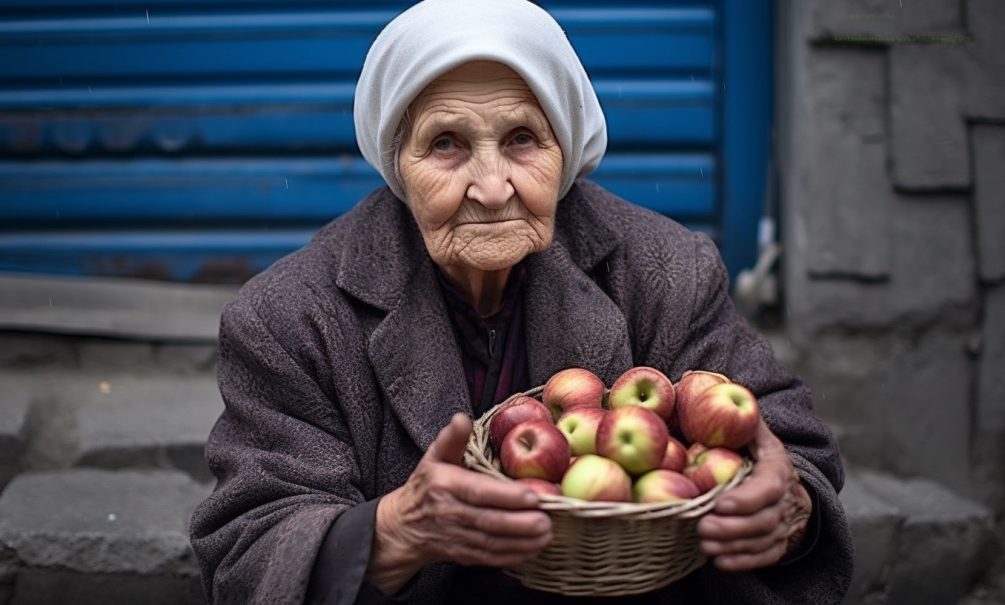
[
  {"x1": 367, "y1": 259, "x2": 473, "y2": 452},
  {"x1": 335, "y1": 189, "x2": 472, "y2": 453},
  {"x1": 523, "y1": 241, "x2": 634, "y2": 387}
]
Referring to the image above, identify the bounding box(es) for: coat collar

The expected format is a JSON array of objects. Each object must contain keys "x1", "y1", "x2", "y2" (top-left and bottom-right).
[{"x1": 337, "y1": 182, "x2": 632, "y2": 451}]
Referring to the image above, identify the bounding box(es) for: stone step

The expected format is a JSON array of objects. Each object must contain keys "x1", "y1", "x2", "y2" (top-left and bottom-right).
[
  {"x1": 0, "y1": 383, "x2": 31, "y2": 491},
  {"x1": 0, "y1": 370, "x2": 222, "y2": 483},
  {"x1": 0, "y1": 272, "x2": 235, "y2": 342},
  {"x1": 840, "y1": 468, "x2": 996, "y2": 605},
  {"x1": 0, "y1": 468, "x2": 211, "y2": 605}
]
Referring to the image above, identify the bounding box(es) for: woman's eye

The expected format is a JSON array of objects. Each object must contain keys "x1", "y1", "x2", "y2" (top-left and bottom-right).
[
  {"x1": 432, "y1": 137, "x2": 455, "y2": 152},
  {"x1": 511, "y1": 132, "x2": 535, "y2": 146}
]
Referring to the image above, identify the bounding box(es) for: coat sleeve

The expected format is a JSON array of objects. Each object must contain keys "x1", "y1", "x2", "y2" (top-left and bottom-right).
[
  {"x1": 649, "y1": 232, "x2": 854, "y2": 604},
  {"x1": 189, "y1": 293, "x2": 373, "y2": 605}
]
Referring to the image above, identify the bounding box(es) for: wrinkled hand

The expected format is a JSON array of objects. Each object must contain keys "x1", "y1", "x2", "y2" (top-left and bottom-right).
[
  {"x1": 368, "y1": 413, "x2": 552, "y2": 593},
  {"x1": 697, "y1": 418, "x2": 812, "y2": 572}
]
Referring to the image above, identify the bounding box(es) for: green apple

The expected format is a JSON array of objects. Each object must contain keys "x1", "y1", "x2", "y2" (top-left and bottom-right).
[
  {"x1": 556, "y1": 406, "x2": 607, "y2": 456},
  {"x1": 609, "y1": 366, "x2": 676, "y2": 422},
  {"x1": 632, "y1": 469, "x2": 700, "y2": 503},
  {"x1": 560, "y1": 454, "x2": 632, "y2": 502}
]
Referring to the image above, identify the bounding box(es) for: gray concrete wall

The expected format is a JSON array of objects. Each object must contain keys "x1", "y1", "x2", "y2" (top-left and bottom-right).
[{"x1": 776, "y1": 0, "x2": 1005, "y2": 514}]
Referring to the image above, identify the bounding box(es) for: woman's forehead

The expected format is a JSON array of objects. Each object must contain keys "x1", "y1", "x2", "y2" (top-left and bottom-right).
[
  {"x1": 405, "y1": 62, "x2": 550, "y2": 135},
  {"x1": 412, "y1": 62, "x2": 539, "y2": 108},
  {"x1": 429, "y1": 61, "x2": 522, "y2": 84}
]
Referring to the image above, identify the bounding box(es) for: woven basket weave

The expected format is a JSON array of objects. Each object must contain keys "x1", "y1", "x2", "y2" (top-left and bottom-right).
[{"x1": 462, "y1": 386, "x2": 753, "y2": 597}]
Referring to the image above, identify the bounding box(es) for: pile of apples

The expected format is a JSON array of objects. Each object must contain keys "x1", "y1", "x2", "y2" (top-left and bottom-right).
[{"x1": 488, "y1": 366, "x2": 760, "y2": 504}]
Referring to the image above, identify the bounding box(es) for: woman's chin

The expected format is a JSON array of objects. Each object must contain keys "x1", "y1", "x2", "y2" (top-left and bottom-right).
[{"x1": 455, "y1": 246, "x2": 535, "y2": 273}]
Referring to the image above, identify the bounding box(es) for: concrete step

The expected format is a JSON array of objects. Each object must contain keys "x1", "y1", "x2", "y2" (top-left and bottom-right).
[
  {"x1": 0, "y1": 383, "x2": 31, "y2": 491},
  {"x1": 0, "y1": 468, "x2": 211, "y2": 605},
  {"x1": 841, "y1": 468, "x2": 997, "y2": 605},
  {"x1": 0, "y1": 272, "x2": 235, "y2": 342},
  {"x1": 0, "y1": 370, "x2": 222, "y2": 484}
]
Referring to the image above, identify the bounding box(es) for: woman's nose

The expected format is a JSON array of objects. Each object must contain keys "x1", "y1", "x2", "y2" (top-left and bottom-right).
[{"x1": 466, "y1": 157, "x2": 514, "y2": 209}]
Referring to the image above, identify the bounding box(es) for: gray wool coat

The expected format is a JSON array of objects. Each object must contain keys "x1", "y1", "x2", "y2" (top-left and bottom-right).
[{"x1": 189, "y1": 180, "x2": 853, "y2": 604}]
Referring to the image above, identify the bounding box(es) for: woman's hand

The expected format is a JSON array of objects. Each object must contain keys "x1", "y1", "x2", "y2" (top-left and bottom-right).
[
  {"x1": 696, "y1": 418, "x2": 812, "y2": 572},
  {"x1": 367, "y1": 413, "x2": 552, "y2": 594}
]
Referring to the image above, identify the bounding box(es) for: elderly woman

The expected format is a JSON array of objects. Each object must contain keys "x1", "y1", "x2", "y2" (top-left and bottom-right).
[{"x1": 189, "y1": 0, "x2": 852, "y2": 603}]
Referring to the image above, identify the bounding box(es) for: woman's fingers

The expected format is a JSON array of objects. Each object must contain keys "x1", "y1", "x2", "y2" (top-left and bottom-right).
[
  {"x1": 468, "y1": 506, "x2": 551, "y2": 537},
  {"x1": 699, "y1": 516, "x2": 788, "y2": 556},
  {"x1": 440, "y1": 523, "x2": 552, "y2": 560},
  {"x1": 713, "y1": 455, "x2": 791, "y2": 516},
  {"x1": 409, "y1": 500, "x2": 551, "y2": 565},
  {"x1": 698, "y1": 506, "x2": 781, "y2": 542},
  {"x1": 423, "y1": 413, "x2": 475, "y2": 466},
  {"x1": 434, "y1": 463, "x2": 540, "y2": 510},
  {"x1": 421, "y1": 474, "x2": 551, "y2": 537}
]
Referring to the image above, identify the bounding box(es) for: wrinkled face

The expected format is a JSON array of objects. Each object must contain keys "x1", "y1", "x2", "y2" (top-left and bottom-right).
[{"x1": 398, "y1": 61, "x2": 564, "y2": 273}]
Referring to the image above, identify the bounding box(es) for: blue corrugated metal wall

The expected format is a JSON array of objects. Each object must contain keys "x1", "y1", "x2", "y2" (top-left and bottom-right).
[{"x1": 0, "y1": 0, "x2": 770, "y2": 283}]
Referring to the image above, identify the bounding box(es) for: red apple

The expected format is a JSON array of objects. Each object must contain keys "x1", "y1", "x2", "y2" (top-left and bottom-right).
[
  {"x1": 679, "y1": 383, "x2": 760, "y2": 449},
  {"x1": 542, "y1": 367, "x2": 605, "y2": 420},
  {"x1": 675, "y1": 370, "x2": 730, "y2": 412},
  {"x1": 632, "y1": 469, "x2": 700, "y2": 503},
  {"x1": 684, "y1": 447, "x2": 744, "y2": 494},
  {"x1": 556, "y1": 406, "x2": 607, "y2": 456},
  {"x1": 516, "y1": 477, "x2": 562, "y2": 496},
  {"x1": 686, "y1": 442, "x2": 708, "y2": 466},
  {"x1": 660, "y1": 436, "x2": 688, "y2": 472},
  {"x1": 595, "y1": 406, "x2": 669, "y2": 475},
  {"x1": 608, "y1": 366, "x2": 676, "y2": 422},
  {"x1": 489, "y1": 396, "x2": 553, "y2": 452},
  {"x1": 500, "y1": 420, "x2": 570, "y2": 482},
  {"x1": 559, "y1": 454, "x2": 632, "y2": 502}
]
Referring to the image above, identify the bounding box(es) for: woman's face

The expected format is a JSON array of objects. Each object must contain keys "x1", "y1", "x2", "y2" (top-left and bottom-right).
[{"x1": 398, "y1": 61, "x2": 564, "y2": 273}]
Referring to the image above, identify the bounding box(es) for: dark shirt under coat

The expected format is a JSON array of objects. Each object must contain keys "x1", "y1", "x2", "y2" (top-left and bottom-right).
[{"x1": 189, "y1": 180, "x2": 854, "y2": 604}]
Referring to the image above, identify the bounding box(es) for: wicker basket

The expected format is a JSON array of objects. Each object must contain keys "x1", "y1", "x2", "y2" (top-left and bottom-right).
[{"x1": 462, "y1": 385, "x2": 753, "y2": 597}]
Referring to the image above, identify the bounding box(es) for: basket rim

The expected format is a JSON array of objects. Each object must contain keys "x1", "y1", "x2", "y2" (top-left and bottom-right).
[{"x1": 463, "y1": 386, "x2": 753, "y2": 519}]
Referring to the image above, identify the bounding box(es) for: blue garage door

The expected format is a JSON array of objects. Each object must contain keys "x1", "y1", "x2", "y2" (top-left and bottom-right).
[{"x1": 0, "y1": 0, "x2": 771, "y2": 283}]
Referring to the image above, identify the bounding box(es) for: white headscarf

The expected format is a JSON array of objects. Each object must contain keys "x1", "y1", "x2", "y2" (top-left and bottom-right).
[{"x1": 353, "y1": 0, "x2": 607, "y2": 201}]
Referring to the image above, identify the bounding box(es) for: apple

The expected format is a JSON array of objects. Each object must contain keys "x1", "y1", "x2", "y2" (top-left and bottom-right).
[
  {"x1": 608, "y1": 366, "x2": 676, "y2": 422},
  {"x1": 632, "y1": 469, "x2": 700, "y2": 504},
  {"x1": 660, "y1": 436, "x2": 688, "y2": 473},
  {"x1": 595, "y1": 406, "x2": 669, "y2": 475},
  {"x1": 489, "y1": 395, "x2": 554, "y2": 452},
  {"x1": 516, "y1": 477, "x2": 562, "y2": 496},
  {"x1": 675, "y1": 370, "x2": 730, "y2": 412},
  {"x1": 556, "y1": 406, "x2": 607, "y2": 456},
  {"x1": 500, "y1": 420, "x2": 570, "y2": 482},
  {"x1": 684, "y1": 447, "x2": 744, "y2": 494},
  {"x1": 560, "y1": 454, "x2": 632, "y2": 502},
  {"x1": 686, "y1": 442, "x2": 708, "y2": 466},
  {"x1": 679, "y1": 383, "x2": 760, "y2": 449},
  {"x1": 542, "y1": 367, "x2": 605, "y2": 420}
]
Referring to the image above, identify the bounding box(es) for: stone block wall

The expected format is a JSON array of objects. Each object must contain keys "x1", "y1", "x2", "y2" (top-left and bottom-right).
[{"x1": 776, "y1": 0, "x2": 1005, "y2": 515}]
